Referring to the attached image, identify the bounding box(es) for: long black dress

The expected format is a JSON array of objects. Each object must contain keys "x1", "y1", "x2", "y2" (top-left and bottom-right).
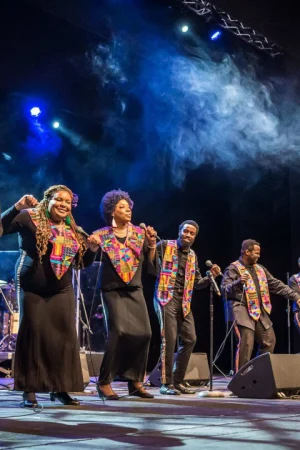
[
  {"x1": 97, "y1": 234, "x2": 156, "y2": 385},
  {"x1": 1, "y1": 205, "x2": 95, "y2": 392}
]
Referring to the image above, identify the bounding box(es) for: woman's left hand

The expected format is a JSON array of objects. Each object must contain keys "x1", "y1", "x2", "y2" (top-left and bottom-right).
[
  {"x1": 145, "y1": 225, "x2": 157, "y2": 248},
  {"x1": 87, "y1": 234, "x2": 101, "y2": 252}
]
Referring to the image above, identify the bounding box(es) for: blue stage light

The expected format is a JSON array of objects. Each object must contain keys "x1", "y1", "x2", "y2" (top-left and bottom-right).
[
  {"x1": 52, "y1": 121, "x2": 60, "y2": 129},
  {"x1": 210, "y1": 30, "x2": 222, "y2": 41},
  {"x1": 181, "y1": 25, "x2": 189, "y2": 33},
  {"x1": 30, "y1": 107, "x2": 41, "y2": 117}
]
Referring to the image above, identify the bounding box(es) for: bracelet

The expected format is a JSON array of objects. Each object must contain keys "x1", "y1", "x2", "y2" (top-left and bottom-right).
[{"x1": 147, "y1": 245, "x2": 156, "y2": 249}]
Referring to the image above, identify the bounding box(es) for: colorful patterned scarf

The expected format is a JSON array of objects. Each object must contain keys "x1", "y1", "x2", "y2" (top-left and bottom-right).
[
  {"x1": 93, "y1": 223, "x2": 145, "y2": 284},
  {"x1": 27, "y1": 208, "x2": 79, "y2": 280},
  {"x1": 156, "y1": 240, "x2": 196, "y2": 317},
  {"x1": 232, "y1": 260, "x2": 271, "y2": 321}
]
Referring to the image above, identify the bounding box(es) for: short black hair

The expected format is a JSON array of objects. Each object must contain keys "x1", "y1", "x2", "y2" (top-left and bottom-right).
[
  {"x1": 241, "y1": 239, "x2": 260, "y2": 254},
  {"x1": 100, "y1": 189, "x2": 134, "y2": 225},
  {"x1": 178, "y1": 220, "x2": 199, "y2": 236}
]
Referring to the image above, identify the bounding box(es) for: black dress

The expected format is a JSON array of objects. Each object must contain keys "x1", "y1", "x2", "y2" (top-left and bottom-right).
[
  {"x1": 98, "y1": 235, "x2": 155, "y2": 385},
  {"x1": 1, "y1": 205, "x2": 95, "y2": 392}
]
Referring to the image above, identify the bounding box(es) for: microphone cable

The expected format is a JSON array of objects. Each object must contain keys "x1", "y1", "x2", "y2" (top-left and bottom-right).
[{"x1": 213, "y1": 279, "x2": 246, "y2": 373}]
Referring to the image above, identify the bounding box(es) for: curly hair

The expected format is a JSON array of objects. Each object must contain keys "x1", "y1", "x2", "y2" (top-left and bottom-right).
[
  {"x1": 100, "y1": 189, "x2": 134, "y2": 225},
  {"x1": 35, "y1": 185, "x2": 87, "y2": 267}
]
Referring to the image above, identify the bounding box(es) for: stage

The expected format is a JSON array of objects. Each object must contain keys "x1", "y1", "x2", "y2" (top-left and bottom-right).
[{"x1": 1, "y1": 377, "x2": 300, "y2": 449}]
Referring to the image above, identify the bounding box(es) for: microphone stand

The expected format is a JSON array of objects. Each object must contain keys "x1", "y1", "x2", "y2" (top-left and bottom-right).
[
  {"x1": 286, "y1": 272, "x2": 291, "y2": 354},
  {"x1": 72, "y1": 267, "x2": 93, "y2": 349},
  {"x1": 198, "y1": 271, "x2": 225, "y2": 398}
]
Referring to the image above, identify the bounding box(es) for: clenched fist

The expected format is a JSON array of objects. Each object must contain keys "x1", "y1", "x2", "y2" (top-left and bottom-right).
[{"x1": 15, "y1": 195, "x2": 38, "y2": 211}]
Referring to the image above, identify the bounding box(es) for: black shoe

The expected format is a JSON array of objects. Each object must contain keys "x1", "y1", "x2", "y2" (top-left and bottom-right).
[
  {"x1": 173, "y1": 383, "x2": 197, "y2": 394},
  {"x1": 50, "y1": 392, "x2": 80, "y2": 406},
  {"x1": 128, "y1": 381, "x2": 154, "y2": 399},
  {"x1": 96, "y1": 384, "x2": 119, "y2": 400},
  {"x1": 160, "y1": 384, "x2": 181, "y2": 395},
  {"x1": 22, "y1": 392, "x2": 38, "y2": 408}
]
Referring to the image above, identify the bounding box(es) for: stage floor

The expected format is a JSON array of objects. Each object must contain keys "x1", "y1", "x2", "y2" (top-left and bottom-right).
[{"x1": 1, "y1": 377, "x2": 300, "y2": 449}]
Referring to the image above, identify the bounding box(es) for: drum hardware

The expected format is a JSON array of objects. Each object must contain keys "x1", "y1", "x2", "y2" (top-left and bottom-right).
[{"x1": 0, "y1": 281, "x2": 19, "y2": 354}]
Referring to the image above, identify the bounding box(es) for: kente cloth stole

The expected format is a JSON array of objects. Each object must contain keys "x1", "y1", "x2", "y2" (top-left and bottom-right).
[
  {"x1": 27, "y1": 208, "x2": 80, "y2": 280},
  {"x1": 232, "y1": 260, "x2": 271, "y2": 321},
  {"x1": 93, "y1": 223, "x2": 145, "y2": 284},
  {"x1": 156, "y1": 240, "x2": 196, "y2": 317}
]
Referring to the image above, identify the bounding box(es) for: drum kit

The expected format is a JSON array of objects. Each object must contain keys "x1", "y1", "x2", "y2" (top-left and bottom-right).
[{"x1": 0, "y1": 279, "x2": 19, "y2": 351}]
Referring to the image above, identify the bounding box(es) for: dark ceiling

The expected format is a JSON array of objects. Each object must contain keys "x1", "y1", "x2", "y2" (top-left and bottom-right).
[
  {"x1": 19, "y1": 0, "x2": 300, "y2": 61},
  {"x1": 209, "y1": 0, "x2": 300, "y2": 60}
]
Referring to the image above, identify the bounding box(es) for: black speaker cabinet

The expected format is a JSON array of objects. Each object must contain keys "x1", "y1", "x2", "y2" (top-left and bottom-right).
[
  {"x1": 228, "y1": 353, "x2": 300, "y2": 399},
  {"x1": 149, "y1": 352, "x2": 210, "y2": 387}
]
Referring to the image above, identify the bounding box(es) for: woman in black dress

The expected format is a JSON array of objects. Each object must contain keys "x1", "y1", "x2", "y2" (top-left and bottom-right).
[
  {"x1": 92, "y1": 189, "x2": 157, "y2": 400},
  {"x1": 1, "y1": 186, "x2": 99, "y2": 407}
]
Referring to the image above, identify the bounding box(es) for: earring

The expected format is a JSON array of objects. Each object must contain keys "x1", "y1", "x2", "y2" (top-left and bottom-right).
[
  {"x1": 112, "y1": 217, "x2": 117, "y2": 228},
  {"x1": 65, "y1": 216, "x2": 71, "y2": 226}
]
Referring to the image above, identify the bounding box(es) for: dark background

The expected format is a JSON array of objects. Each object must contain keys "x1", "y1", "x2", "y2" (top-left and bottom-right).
[{"x1": 1, "y1": 0, "x2": 300, "y2": 373}]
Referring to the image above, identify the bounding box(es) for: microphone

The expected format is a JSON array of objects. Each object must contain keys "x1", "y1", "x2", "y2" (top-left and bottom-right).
[
  {"x1": 206, "y1": 270, "x2": 221, "y2": 296},
  {"x1": 75, "y1": 226, "x2": 90, "y2": 239},
  {"x1": 139, "y1": 223, "x2": 160, "y2": 241},
  {"x1": 205, "y1": 260, "x2": 223, "y2": 277}
]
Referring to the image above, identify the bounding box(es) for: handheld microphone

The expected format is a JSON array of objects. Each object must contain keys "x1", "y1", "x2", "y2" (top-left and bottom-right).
[
  {"x1": 75, "y1": 226, "x2": 90, "y2": 239},
  {"x1": 205, "y1": 260, "x2": 223, "y2": 277},
  {"x1": 206, "y1": 270, "x2": 221, "y2": 296},
  {"x1": 139, "y1": 223, "x2": 160, "y2": 241}
]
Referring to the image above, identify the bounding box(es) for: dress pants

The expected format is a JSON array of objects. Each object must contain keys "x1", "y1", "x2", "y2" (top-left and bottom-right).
[
  {"x1": 233, "y1": 319, "x2": 276, "y2": 371},
  {"x1": 156, "y1": 297, "x2": 196, "y2": 385}
]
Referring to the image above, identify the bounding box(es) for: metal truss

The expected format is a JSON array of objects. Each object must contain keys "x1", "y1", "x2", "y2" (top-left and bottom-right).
[{"x1": 181, "y1": 0, "x2": 283, "y2": 57}]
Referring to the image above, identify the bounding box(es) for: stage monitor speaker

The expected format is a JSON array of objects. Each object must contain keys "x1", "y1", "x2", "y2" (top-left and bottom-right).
[
  {"x1": 85, "y1": 351, "x2": 104, "y2": 378},
  {"x1": 228, "y1": 353, "x2": 300, "y2": 399},
  {"x1": 80, "y1": 351, "x2": 91, "y2": 389},
  {"x1": 149, "y1": 352, "x2": 210, "y2": 387}
]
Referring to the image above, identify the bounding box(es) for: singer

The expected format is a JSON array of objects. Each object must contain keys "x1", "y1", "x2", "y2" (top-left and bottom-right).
[
  {"x1": 92, "y1": 189, "x2": 156, "y2": 400},
  {"x1": 288, "y1": 258, "x2": 300, "y2": 334},
  {"x1": 0, "y1": 186, "x2": 99, "y2": 408},
  {"x1": 222, "y1": 239, "x2": 300, "y2": 372},
  {"x1": 154, "y1": 220, "x2": 221, "y2": 395}
]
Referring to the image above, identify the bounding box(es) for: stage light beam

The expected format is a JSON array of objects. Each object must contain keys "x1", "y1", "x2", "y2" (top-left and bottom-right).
[
  {"x1": 30, "y1": 107, "x2": 41, "y2": 117},
  {"x1": 52, "y1": 121, "x2": 60, "y2": 129},
  {"x1": 181, "y1": 25, "x2": 189, "y2": 33}
]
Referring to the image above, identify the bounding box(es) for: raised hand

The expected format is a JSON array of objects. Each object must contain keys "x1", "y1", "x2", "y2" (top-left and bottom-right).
[
  {"x1": 145, "y1": 225, "x2": 157, "y2": 248},
  {"x1": 210, "y1": 264, "x2": 221, "y2": 278},
  {"x1": 15, "y1": 195, "x2": 38, "y2": 211},
  {"x1": 240, "y1": 273, "x2": 250, "y2": 284},
  {"x1": 87, "y1": 234, "x2": 101, "y2": 252}
]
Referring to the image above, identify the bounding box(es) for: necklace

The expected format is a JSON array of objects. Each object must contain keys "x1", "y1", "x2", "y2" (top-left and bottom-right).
[{"x1": 114, "y1": 224, "x2": 128, "y2": 239}]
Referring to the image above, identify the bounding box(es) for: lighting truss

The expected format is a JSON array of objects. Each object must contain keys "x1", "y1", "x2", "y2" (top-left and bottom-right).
[{"x1": 181, "y1": 0, "x2": 283, "y2": 57}]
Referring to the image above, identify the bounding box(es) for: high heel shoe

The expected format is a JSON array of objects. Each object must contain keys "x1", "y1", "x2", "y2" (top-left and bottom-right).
[
  {"x1": 22, "y1": 392, "x2": 38, "y2": 408},
  {"x1": 128, "y1": 381, "x2": 154, "y2": 399},
  {"x1": 96, "y1": 383, "x2": 119, "y2": 400},
  {"x1": 49, "y1": 392, "x2": 80, "y2": 406}
]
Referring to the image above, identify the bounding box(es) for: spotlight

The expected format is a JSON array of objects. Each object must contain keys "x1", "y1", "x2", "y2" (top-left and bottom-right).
[
  {"x1": 181, "y1": 25, "x2": 189, "y2": 33},
  {"x1": 210, "y1": 30, "x2": 222, "y2": 41},
  {"x1": 30, "y1": 107, "x2": 41, "y2": 117},
  {"x1": 52, "y1": 121, "x2": 60, "y2": 129}
]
